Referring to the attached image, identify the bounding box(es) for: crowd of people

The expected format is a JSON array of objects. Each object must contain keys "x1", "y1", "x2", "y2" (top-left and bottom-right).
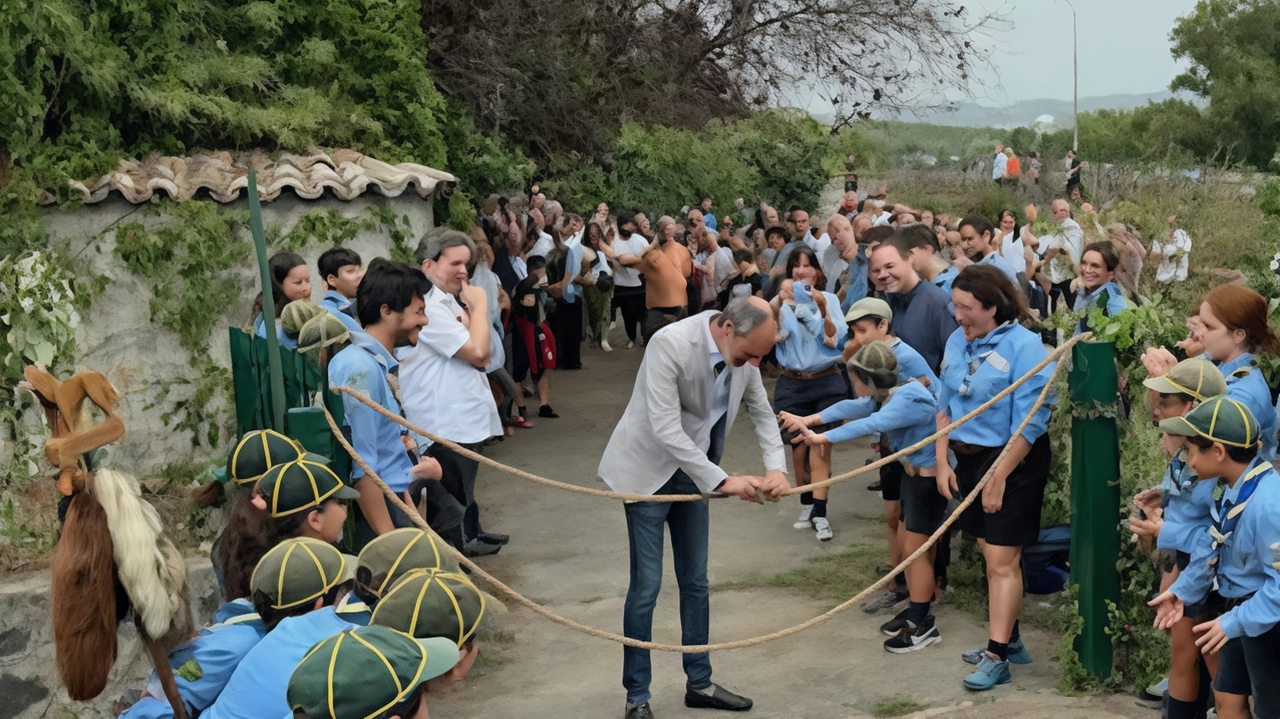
[{"x1": 108, "y1": 171, "x2": 1280, "y2": 719}]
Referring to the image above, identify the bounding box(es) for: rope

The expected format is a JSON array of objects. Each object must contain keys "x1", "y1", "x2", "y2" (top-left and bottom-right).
[
  {"x1": 333, "y1": 333, "x2": 1088, "y2": 503},
  {"x1": 322, "y1": 334, "x2": 1075, "y2": 652}
]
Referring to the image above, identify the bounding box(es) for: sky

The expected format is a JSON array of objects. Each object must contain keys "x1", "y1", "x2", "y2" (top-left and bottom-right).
[
  {"x1": 800, "y1": 0, "x2": 1200, "y2": 115},
  {"x1": 971, "y1": 0, "x2": 1200, "y2": 103}
]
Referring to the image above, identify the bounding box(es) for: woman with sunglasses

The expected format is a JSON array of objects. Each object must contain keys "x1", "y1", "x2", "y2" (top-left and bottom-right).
[{"x1": 934, "y1": 264, "x2": 1056, "y2": 691}]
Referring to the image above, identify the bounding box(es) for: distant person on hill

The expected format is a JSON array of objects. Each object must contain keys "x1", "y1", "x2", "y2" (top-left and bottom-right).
[
  {"x1": 1152, "y1": 214, "x2": 1192, "y2": 284},
  {"x1": 1022, "y1": 199, "x2": 1083, "y2": 314},
  {"x1": 992, "y1": 145, "x2": 1007, "y2": 184},
  {"x1": 1003, "y1": 148, "x2": 1021, "y2": 185},
  {"x1": 1064, "y1": 149, "x2": 1087, "y2": 196},
  {"x1": 1025, "y1": 152, "x2": 1041, "y2": 185}
]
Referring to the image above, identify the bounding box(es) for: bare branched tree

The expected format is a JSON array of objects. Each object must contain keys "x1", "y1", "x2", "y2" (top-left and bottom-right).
[{"x1": 423, "y1": 0, "x2": 1001, "y2": 156}]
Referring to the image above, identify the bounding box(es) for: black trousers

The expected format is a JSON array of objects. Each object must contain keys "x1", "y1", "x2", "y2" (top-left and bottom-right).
[
  {"x1": 551, "y1": 298, "x2": 584, "y2": 370},
  {"x1": 614, "y1": 286, "x2": 646, "y2": 342}
]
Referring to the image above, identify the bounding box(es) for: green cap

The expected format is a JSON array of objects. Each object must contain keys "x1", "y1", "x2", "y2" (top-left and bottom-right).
[
  {"x1": 844, "y1": 297, "x2": 892, "y2": 324},
  {"x1": 1159, "y1": 395, "x2": 1260, "y2": 449},
  {"x1": 250, "y1": 537, "x2": 354, "y2": 610},
  {"x1": 371, "y1": 568, "x2": 486, "y2": 648},
  {"x1": 288, "y1": 626, "x2": 460, "y2": 719},
  {"x1": 258, "y1": 459, "x2": 359, "y2": 518},
  {"x1": 1143, "y1": 358, "x2": 1227, "y2": 403},
  {"x1": 298, "y1": 312, "x2": 352, "y2": 355},
  {"x1": 848, "y1": 341, "x2": 900, "y2": 389},
  {"x1": 280, "y1": 300, "x2": 324, "y2": 340},
  {"x1": 228, "y1": 429, "x2": 303, "y2": 485},
  {"x1": 357, "y1": 528, "x2": 460, "y2": 599}
]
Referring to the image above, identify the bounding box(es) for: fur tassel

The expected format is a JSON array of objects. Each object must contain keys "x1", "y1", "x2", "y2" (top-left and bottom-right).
[
  {"x1": 90, "y1": 469, "x2": 191, "y2": 639},
  {"x1": 51, "y1": 492, "x2": 118, "y2": 700}
]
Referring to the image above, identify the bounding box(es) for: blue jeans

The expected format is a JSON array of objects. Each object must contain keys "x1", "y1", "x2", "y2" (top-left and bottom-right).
[{"x1": 622, "y1": 472, "x2": 713, "y2": 704}]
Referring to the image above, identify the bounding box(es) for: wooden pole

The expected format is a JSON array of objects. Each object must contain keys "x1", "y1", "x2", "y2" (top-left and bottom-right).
[{"x1": 137, "y1": 619, "x2": 190, "y2": 719}]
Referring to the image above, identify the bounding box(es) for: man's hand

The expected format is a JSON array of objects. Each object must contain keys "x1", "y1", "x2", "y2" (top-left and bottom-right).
[
  {"x1": 410, "y1": 456, "x2": 443, "y2": 482},
  {"x1": 1193, "y1": 618, "x2": 1230, "y2": 654},
  {"x1": 1148, "y1": 590, "x2": 1185, "y2": 630},
  {"x1": 718, "y1": 475, "x2": 762, "y2": 502},
  {"x1": 936, "y1": 464, "x2": 959, "y2": 500},
  {"x1": 459, "y1": 280, "x2": 488, "y2": 310},
  {"x1": 801, "y1": 431, "x2": 830, "y2": 446},
  {"x1": 1134, "y1": 489, "x2": 1163, "y2": 515},
  {"x1": 758, "y1": 470, "x2": 791, "y2": 502},
  {"x1": 1129, "y1": 514, "x2": 1162, "y2": 539}
]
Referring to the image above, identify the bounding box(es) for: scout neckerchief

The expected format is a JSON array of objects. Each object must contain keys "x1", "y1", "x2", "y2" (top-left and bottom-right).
[
  {"x1": 1208, "y1": 461, "x2": 1268, "y2": 553},
  {"x1": 1162, "y1": 446, "x2": 1196, "y2": 502},
  {"x1": 957, "y1": 322, "x2": 1016, "y2": 397}
]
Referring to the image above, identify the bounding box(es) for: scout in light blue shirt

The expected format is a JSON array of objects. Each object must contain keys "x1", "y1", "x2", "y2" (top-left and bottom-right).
[
  {"x1": 932, "y1": 264, "x2": 958, "y2": 295},
  {"x1": 842, "y1": 297, "x2": 939, "y2": 399},
  {"x1": 119, "y1": 609, "x2": 267, "y2": 719},
  {"x1": 937, "y1": 322, "x2": 1055, "y2": 448},
  {"x1": 978, "y1": 251, "x2": 1019, "y2": 285},
  {"x1": 1159, "y1": 399, "x2": 1280, "y2": 640},
  {"x1": 253, "y1": 313, "x2": 298, "y2": 350},
  {"x1": 327, "y1": 330, "x2": 414, "y2": 493},
  {"x1": 813, "y1": 382, "x2": 937, "y2": 468},
  {"x1": 319, "y1": 289, "x2": 364, "y2": 336},
  {"x1": 775, "y1": 281, "x2": 847, "y2": 374}
]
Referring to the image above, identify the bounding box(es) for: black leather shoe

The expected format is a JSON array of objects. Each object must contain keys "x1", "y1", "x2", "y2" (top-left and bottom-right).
[
  {"x1": 625, "y1": 702, "x2": 655, "y2": 719},
  {"x1": 684, "y1": 684, "x2": 753, "y2": 711}
]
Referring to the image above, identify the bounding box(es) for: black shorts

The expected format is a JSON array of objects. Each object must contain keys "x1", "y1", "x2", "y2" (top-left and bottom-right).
[
  {"x1": 1215, "y1": 620, "x2": 1280, "y2": 718},
  {"x1": 900, "y1": 473, "x2": 947, "y2": 535},
  {"x1": 953, "y1": 434, "x2": 1050, "y2": 547},
  {"x1": 774, "y1": 373, "x2": 849, "y2": 442}
]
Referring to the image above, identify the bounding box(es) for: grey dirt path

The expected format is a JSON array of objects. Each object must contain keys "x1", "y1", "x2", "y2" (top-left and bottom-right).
[{"x1": 432, "y1": 328, "x2": 1151, "y2": 719}]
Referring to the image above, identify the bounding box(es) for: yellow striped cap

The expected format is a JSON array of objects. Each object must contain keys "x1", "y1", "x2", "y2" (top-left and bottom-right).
[
  {"x1": 287, "y1": 626, "x2": 459, "y2": 719},
  {"x1": 370, "y1": 568, "x2": 486, "y2": 648},
  {"x1": 250, "y1": 537, "x2": 354, "y2": 610},
  {"x1": 356, "y1": 528, "x2": 460, "y2": 599},
  {"x1": 228, "y1": 429, "x2": 303, "y2": 485},
  {"x1": 1158, "y1": 395, "x2": 1259, "y2": 449},
  {"x1": 258, "y1": 459, "x2": 359, "y2": 518}
]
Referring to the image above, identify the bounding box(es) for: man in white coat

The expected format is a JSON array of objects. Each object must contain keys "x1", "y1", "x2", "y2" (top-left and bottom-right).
[{"x1": 599, "y1": 295, "x2": 791, "y2": 719}]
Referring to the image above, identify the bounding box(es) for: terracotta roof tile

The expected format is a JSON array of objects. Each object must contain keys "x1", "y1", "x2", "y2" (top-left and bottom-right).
[{"x1": 40, "y1": 150, "x2": 457, "y2": 205}]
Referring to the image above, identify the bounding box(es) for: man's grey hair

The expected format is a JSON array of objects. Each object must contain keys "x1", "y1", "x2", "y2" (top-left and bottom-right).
[
  {"x1": 415, "y1": 227, "x2": 476, "y2": 264},
  {"x1": 718, "y1": 297, "x2": 771, "y2": 336}
]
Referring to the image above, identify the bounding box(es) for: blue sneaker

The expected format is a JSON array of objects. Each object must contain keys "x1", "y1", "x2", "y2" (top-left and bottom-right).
[
  {"x1": 963, "y1": 654, "x2": 1012, "y2": 691},
  {"x1": 961, "y1": 639, "x2": 1032, "y2": 665}
]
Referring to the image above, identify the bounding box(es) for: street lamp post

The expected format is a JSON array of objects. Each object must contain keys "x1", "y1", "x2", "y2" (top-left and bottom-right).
[{"x1": 1061, "y1": 0, "x2": 1079, "y2": 151}]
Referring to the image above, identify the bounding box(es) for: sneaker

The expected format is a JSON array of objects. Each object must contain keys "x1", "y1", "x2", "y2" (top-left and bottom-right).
[
  {"x1": 512, "y1": 416, "x2": 534, "y2": 429},
  {"x1": 601, "y1": 339, "x2": 613, "y2": 352},
  {"x1": 624, "y1": 702, "x2": 654, "y2": 719},
  {"x1": 538, "y1": 405, "x2": 559, "y2": 418},
  {"x1": 812, "y1": 516, "x2": 833, "y2": 542},
  {"x1": 463, "y1": 539, "x2": 501, "y2": 557},
  {"x1": 880, "y1": 608, "x2": 910, "y2": 637},
  {"x1": 793, "y1": 505, "x2": 814, "y2": 529},
  {"x1": 862, "y1": 585, "x2": 910, "y2": 613},
  {"x1": 884, "y1": 615, "x2": 941, "y2": 654},
  {"x1": 962, "y1": 638, "x2": 1032, "y2": 665},
  {"x1": 963, "y1": 654, "x2": 1012, "y2": 691}
]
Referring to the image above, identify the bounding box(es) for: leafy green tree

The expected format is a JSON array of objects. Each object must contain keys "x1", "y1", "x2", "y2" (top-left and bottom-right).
[{"x1": 1171, "y1": 0, "x2": 1280, "y2": 168}]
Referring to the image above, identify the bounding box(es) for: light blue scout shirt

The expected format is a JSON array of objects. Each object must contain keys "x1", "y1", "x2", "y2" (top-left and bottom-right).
[
  {"x1": 932, "y1": 265, "x2": 958, "y2": 296},
  {"x1": 839, "y1": 246, "x2": 870, "y2": 315},
  {"x1": 938, "y1": 322, "x2": 1056, "y2": 447},
  {"x1": 1170, "y1": 458, "x2": 1280, "y2": 639},
  {"x1": 1217, "y1": 353, "x2": 1278, "y2": 461},
  {"x1": 318, "y1": 289, "x2": 364, "y2": 336},
  {"x1": 1156, "y1": 448, "x2": 1216, "y2": 554},
  {"x1": 888, "y1": 338, "x2": 939, "y2": 400},
  {"x1": 1072, "y1": 281, "x2": 1129, "y2": 336},
  {"x1": 253, "y1": 313, "x2": 298, "y2": 350},
  {"x1": 775, "y1": 284, "x2": 848, "y2": 374},
  {"x1": 120, "y1": 609, "x2": 267, "y2": 719},
  {"x1": 327, "y1": 331, "x2": 414, "y2": 492},
  {"x1": 201, "y1": 597, "x2": 371, "y2": 719},
  {"x1": 978, "y1": 251, "x2": 1019, "y2": 285},
  {"x1": 818, "y1": 381, "x2": 938, "y2": 468},
  {"x1": 562, "y1": 242, "x2": 584, "y2": 303}
]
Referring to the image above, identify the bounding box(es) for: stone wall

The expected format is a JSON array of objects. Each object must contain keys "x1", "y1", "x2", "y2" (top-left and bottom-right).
[{"x1": 16, "y1": 193, "x2": 435, "y2": 479}]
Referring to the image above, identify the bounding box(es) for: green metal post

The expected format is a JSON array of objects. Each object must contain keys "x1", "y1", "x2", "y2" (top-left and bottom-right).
[
  {"x1": 247, "y1": 170, "x2": 286, "y2": 432},
  {"x1": 1068, "y1": 340, "x2": 1122, "y2": 678}
]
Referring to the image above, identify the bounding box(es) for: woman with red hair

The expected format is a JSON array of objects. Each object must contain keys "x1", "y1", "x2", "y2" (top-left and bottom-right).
[{"x1": 1198, "y1": 285, "x2": 1279, "y2": 459}]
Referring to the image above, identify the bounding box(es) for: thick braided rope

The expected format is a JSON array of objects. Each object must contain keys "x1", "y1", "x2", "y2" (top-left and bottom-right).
[
  {"x1": 322, "y1": 337, "x2": 1067, "y2": 653},
  {"x1": 333, "y1": 333, "x2": 1086, "y2": 503}
]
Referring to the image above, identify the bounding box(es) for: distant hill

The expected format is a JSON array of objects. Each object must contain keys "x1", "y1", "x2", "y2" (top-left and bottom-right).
[{"x1": 897, "y1": 91, "x2": 1200, "y2": 129}]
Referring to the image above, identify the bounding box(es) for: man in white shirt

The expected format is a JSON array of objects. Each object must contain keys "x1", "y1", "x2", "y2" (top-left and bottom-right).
[
  {"x1": 1152, "y1": 214, "x2": 1191, "y2": 283},
  {"x1": 600, "y1": 297, "x2": 790, "y2": 719},
  {"x1": 402, "y1": 228, "x2": 507, "y2": 556},
  {"x1": 1024, "y1": 199, "x2": 1083, "y2": 312}
]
